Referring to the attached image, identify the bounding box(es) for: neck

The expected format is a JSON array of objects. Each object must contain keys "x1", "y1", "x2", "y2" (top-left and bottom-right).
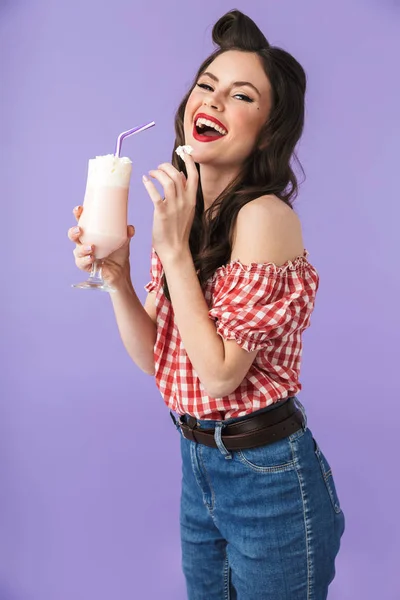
[{"x1": 199, "y1": 163, "x2": 241, "y2": 211}]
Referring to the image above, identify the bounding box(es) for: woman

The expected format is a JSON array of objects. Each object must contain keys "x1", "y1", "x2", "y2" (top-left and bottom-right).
[{"x1": 68, "y1": 10, "x2": 345, "y2": 600}]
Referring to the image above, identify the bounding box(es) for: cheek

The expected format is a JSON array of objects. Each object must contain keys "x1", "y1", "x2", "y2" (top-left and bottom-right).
[
  {"x1": 231, "y1": 110, "x2": 264, "y2": 150},
  {"x1": 184, "y1": 93, "x2": 198, "y2": 126},
  {"x1": 183, "y1": 111, "x2": 191, "y2": 133},
  {"x1": 235, "y1": 110, "x2": 260, "y2": 135}
]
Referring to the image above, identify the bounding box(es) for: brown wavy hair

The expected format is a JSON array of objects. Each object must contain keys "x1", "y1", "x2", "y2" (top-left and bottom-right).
[{"x1": 162, "y1": 9, "x2": 307, "y2": 301}]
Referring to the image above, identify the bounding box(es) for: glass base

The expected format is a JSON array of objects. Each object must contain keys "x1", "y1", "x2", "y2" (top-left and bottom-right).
[
  {"x1": 71, "y1": 280, "x2": 115, "y2": 293},
  {"x1": 71, "y1": 260, "x2": 116, "y2": 293}
]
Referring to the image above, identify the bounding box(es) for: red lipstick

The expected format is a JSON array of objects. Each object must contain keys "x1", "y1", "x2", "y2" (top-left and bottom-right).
[
  {"x1": 192, "y1": 113, "x2": 228, "y2": 143},
  {"x1": 195, "y1": 113, "x2": 228, "y2": 132}
]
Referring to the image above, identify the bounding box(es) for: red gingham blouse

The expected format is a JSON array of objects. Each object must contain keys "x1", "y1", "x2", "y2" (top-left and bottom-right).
[{"x1": 144, "y1": 247, "x2": 320, "y2": 420}]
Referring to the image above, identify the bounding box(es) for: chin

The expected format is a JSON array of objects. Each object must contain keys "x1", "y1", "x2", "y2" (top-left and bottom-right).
[
  {"x1": 188, "y1": 146, "x2": 215, "y2": 165},
  {"x1": 182, "y1": 138, "x2": 219, "y2": 165}
]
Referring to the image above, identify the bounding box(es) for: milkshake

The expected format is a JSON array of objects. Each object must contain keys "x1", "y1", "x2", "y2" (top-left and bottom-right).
[
  {"x1": 72, "y1": 121, "x2": 154, "y2": 293},
  {"x1": 78, "y1": 154, "x2": 132, "y2": 259}
]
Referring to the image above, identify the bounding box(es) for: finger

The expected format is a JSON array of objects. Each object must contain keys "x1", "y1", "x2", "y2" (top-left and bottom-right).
[
  {"x1": 182, "y1": 152, "x2": 199, "y2": 194},
  {"x1": 76, "y1": 254, "x2": 94, "y2": 270},
  {"x1": 180, "y1": 171, "x2": 187, "y2": 189},
  {"x1": 127, "y1": 224, "x2": 135, "y2": 238},
  {"x1": 75, "y1": 256, "x2": 94, "y2": 271},
  {"x1": 72, "y1": 205, "x2": 83, "y2": 222},
  {"x1": 156, "y1": 162, "x2": 184, "y2": 190},
  {"x1": 148, "y1": 169, "x2": 178, "y2": 200},
  {"x1": 68, "y1": 225, "x2": 82, "y2": 242},
  {"x1": 143, "y1": 173, "x2": 168, "y2": 207},
  {"x1": 73, "y1": 243, "x2": 94, "y2": 259}
]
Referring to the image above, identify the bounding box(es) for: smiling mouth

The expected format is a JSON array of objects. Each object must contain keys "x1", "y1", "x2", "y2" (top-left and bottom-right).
[{"x1": 192, "y1": 115, "x2": 228, "y2": 142}]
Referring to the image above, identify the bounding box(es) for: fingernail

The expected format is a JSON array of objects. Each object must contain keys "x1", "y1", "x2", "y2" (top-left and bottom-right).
[
  {"x1": 73, "y1": 226, "x2": 80, "y2": 233},
  {"x1": 142, "y1": 174, "x2": 149, "y2": 183},
  {"x1": 74, "y1": 205, "x2": 81, "y2": 211},
  {"x1": 85, "y1": 246, "x2": 92, "y2": 252}
]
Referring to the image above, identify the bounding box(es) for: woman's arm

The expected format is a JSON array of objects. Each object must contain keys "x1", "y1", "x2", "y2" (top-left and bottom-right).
[
  {"x1": 161, "y1": 196, "x2": 304, "y2": 397},
  {"x1": 110, "y1": 277, "x2": 157, "y2": 376},
  {"x1": 161, "y1": 249, "x2": 258, "y2": 397}
]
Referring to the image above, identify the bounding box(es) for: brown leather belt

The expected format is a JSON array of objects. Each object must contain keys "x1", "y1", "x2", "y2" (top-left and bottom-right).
[{"x1": 171, "y1": 397, "x2": 304, "y2": 451}]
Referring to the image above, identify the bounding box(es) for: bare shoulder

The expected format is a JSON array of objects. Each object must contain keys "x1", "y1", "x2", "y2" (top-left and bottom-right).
[{"x1": 231, "y1": 195, "x2": 304, "y2": 267}]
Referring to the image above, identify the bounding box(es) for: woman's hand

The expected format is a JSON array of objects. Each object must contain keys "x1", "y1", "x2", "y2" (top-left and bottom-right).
[
  {"x1": 67, "y1": 206, "x2": 135, "y2": 289},
  {"x1": 142, "y1": 152, "x2": 198, "y2": 262}
]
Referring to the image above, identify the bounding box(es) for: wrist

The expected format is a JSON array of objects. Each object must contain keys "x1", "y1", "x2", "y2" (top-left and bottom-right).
[
  {"x1": 113, "y1": 264, "x2": 133, "y2": 294},
  {"x1": 159, "y1": 245, "x2": 191, "y2": 268}
]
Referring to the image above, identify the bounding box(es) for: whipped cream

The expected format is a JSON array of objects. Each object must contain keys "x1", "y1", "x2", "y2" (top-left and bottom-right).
[
  {"x1": 87, "y1": 154, "x2": 132, "y2": 188},
  {"x1": 175, "y1": 145, "x2": 194, "y2": 160}
]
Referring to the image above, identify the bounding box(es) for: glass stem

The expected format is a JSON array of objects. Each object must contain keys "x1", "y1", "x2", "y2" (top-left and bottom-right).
[{"x1": 89, "y1": 260, "x2": 104, "y2": 285}]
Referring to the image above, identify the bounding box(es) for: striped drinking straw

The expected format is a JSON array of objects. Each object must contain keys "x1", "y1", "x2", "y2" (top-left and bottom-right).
[{"x1": 115, "y1": 121, "x2": 155, "y2": 156}]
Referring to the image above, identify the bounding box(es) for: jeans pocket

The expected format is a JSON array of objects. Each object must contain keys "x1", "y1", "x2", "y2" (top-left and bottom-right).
[
  {"x1": 313, "y1": 438, "x2": 342, "y2": 514},
  {"x1": 236, "y1": 437, "x2": 295, "y2": 473}
]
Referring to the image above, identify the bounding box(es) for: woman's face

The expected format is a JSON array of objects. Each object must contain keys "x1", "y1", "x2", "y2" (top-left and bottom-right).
[{"x1": 184, "y1": 50, "x2": 272, "y2": 169}]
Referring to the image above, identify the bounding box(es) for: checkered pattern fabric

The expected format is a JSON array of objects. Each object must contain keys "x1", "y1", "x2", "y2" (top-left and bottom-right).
[{"x1": 145, "y1": 247, "x2": 320, "y2": 419}]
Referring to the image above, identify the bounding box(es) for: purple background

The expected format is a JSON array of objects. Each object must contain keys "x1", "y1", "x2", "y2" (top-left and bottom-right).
[{"x1": 1, "y1": 0, "x2": 399, "y2": 598}]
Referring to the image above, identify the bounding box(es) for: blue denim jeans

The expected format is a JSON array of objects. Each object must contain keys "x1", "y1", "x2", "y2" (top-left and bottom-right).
[{"x1": 177, "y1": 397, "x2": 345, "y2": 600}]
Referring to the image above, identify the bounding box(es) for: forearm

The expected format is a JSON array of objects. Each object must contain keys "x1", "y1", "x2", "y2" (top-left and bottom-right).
[
  {"x1": 110, "y1": 276, "x2": 156, "y2": 376},
  {"x1": 161, "y1": 248, "x2": 226, "y2": 396}
]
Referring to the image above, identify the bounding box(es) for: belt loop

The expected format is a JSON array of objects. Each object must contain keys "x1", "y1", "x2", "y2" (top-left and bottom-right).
[
  {"x1": 294, "y1": 397, "x2": 307, "y2": 430},
  {"x1": 214, "y1": 423, "x2": 232, "y2": 460}
]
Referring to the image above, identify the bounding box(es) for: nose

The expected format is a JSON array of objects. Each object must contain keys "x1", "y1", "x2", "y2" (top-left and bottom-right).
[
  {"x1": 204, "y1": 100, "x2": 219, "y2": 110},
  {"x1": 203, "y1": 92, "x2": 222, "y2": 111}
]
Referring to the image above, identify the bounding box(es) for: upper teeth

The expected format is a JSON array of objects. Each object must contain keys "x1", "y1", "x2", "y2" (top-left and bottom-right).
[{"x1": 196, "y1": 117, "x2": 227, "y2": 136}]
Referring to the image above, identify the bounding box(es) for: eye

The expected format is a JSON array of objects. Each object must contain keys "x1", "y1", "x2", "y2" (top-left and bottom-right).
[
  {"x1": 234, "y1": 94, "x2": 254, "y2": 103},
  {"x1": 196, "y1": 83, "x2": 214, "y2": 91}
]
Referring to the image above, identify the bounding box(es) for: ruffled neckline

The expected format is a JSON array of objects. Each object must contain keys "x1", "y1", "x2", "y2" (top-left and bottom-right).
[{"x1": 207, "y1": 249, "x2": 313, "y2": 284}]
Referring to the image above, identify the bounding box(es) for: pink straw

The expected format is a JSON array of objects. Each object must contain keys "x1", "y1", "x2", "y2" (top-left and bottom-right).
[{"x1": 115, "y1": 121, "x2": 155, "y2": 157}]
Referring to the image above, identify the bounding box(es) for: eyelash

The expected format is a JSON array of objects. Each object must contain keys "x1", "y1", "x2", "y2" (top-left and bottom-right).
[{"x1": 196, "y1": 83, "x2": 254, "y2": 103}]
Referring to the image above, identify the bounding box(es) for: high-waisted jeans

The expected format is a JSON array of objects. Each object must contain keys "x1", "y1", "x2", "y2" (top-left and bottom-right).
[{"x1": 177, "y1": 397, "x2": 345, "y2": 599}]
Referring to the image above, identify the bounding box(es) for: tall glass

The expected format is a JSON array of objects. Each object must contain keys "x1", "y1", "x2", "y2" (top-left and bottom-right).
[{"x1": 72, "y1": 154, "x2": 132, "y2": 292}]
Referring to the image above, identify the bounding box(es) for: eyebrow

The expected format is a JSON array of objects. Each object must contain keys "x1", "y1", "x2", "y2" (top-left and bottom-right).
[{"x1": 200, "y1": 71, "x2": 261, "y2": 97}]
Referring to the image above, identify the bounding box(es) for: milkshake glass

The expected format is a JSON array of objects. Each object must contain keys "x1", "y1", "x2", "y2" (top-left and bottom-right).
[{"x1": 72, "y1": 154, "x2": 132, "y2": 292}]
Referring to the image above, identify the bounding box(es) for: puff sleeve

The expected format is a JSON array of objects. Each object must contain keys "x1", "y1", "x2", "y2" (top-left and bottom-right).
[
  {"x1": 144, "y1": 247, "x2": 163, "y2": 293},
  {"x1": 208, "y1": 257, "x2": 319, "y2": 353}
]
